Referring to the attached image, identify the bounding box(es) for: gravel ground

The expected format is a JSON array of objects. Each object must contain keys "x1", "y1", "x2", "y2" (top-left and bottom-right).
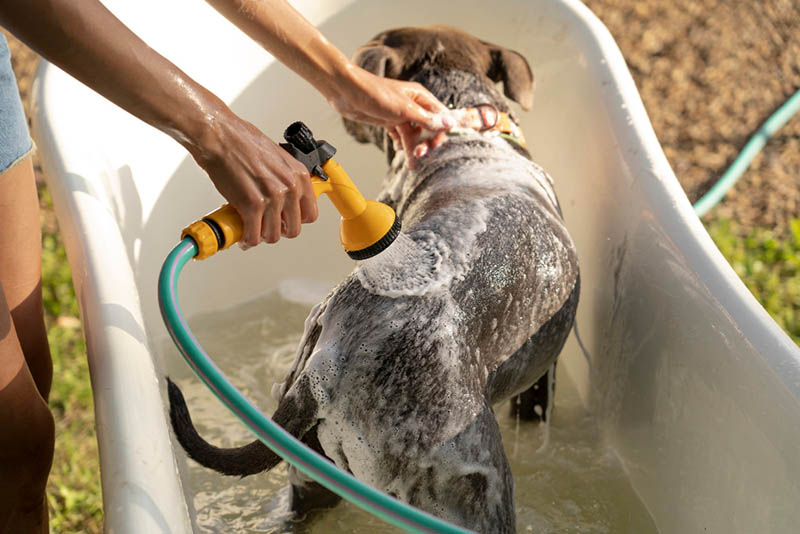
[
  {"x1": 4, "y1": 0, "x2": 800, "y2": 231},
  {"x1": 582, "y1": 0, "x2": 800, "y2": 232}
]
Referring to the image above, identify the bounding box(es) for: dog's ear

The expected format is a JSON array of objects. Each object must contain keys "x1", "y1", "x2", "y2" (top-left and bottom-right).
[
  {"x1": 342, "y1": 116, "x2": 384, "y2": 147},
  {"x1": 352, "y1": 43, "x2": 404, "y2": 79},
  {"x1": 482, "y1": 42, "x2": 534, "y2": 111}
]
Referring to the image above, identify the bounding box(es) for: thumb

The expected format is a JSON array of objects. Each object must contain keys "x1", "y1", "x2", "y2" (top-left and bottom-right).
[{"x1": 409, "y1": 92, "x2": 454, "y2": 131}]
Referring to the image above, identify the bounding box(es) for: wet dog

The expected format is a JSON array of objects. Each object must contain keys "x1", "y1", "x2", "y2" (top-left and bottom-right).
[{"x1": 168, "y1": 26, "x2": 579, "y2": 533}]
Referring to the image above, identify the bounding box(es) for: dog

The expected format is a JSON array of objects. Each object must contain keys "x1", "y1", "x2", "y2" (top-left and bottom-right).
[{"x1": 168, "y1": 25, "x2": 579, "y2": 533}]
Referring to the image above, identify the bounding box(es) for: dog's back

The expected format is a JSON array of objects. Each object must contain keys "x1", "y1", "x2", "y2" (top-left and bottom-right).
[{"x1": 271, "y1": 128, "x2": 578, "y2": 531}]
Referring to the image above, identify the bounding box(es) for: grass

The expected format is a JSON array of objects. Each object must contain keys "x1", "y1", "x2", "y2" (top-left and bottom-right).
[
  {"x1": 39, "y1": 183, "x2": 103, "y2": 534},
  {"x1": 706, "y1": 217, "x2": 800, "y2": 344}
]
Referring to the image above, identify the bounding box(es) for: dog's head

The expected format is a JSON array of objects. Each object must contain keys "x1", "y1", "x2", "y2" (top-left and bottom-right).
[{"x1": 344, "y1": 26, "x2": 534, "y2": 148}]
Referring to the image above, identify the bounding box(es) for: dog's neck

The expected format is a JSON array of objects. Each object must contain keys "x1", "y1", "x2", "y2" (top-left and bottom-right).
[
  {"x1": 410, "y1": 68, "x2": 511, "y2": 113},
  {"x1": 379, "y1": 68, "x2": 527, "y2": 162}
]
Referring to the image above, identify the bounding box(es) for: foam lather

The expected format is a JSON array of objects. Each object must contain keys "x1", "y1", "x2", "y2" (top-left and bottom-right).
[{"x1": 347, "y1": 216, "x2": 402, "y2": 260}]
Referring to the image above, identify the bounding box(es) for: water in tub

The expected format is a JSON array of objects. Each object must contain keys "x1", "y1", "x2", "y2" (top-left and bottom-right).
[{"x1": 161, "y1": 275, "x2": 658, "y2": 533}]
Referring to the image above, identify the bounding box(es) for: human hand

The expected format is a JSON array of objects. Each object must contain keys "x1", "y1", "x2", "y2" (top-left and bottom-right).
[
  {"x1": 324, "y1": 66, "x2": 455, "y2": 166},
  {"x1": 386, "y1": 106, "x2": 502, "y2": 170},
  {"x1": 186, "y1": 107, "x2": 318, "y2": 249},
  {"x1": 327, "y1": 66, "x2": 449, "y2": 127},
  {"x1": 387, "y1": 125, "x2": 452, "y2": 170}
]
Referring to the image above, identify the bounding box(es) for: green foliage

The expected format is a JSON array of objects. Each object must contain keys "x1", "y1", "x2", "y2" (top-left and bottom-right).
[
  {"x1": 39, "y1": 184, "x2": 79, "y2": 320},
  {"x1": 41, "y1": 233, "x2": 79, "y2": 319},
  {"x1": 707, "y1": 218, "x2": 800, "y2": 344},
  {"x1": 39, "y1": 183, "x2": 103, "y2": 534}
]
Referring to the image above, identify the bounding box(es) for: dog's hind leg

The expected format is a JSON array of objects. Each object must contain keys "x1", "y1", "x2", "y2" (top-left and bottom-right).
[
  {"x1": 507, "y1": 276, "x2": 580, "y2": 422},
  {"x1": 510, "y1": 362, "x2": 556, "y2": 423},
  {"x1": 418, "y1": 400, "x2": 516, "y2": 533},
  {"x1": 287, "y1": 424, "x2": 343, "y2": 517},
  {"x1": 488, "y1": 276, "x2": 580, "y2": 420}
]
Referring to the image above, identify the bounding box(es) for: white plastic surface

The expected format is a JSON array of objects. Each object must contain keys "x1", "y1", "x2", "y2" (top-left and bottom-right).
[{"x1": 30, "y1": 1, "x2": 800, "y2": 533}]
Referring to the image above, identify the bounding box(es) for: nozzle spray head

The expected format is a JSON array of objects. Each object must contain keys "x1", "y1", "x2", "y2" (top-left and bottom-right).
[
  {"x1": 340, "y1": 204, "x2": 402, "y2": 260},
  {"x1": 283, "y1": 121, "x2": 401, "y2": 260}
]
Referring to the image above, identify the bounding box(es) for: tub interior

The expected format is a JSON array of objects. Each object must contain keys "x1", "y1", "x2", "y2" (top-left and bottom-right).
[
  {"x1": 124, "y1": 2, "x2": 655, "y2": 528},
  {"x1": 160, "y1": 291, "x2": 658, "y2": 533},
  {"x1": 32, "y1": 0, "x2": 800, "y2": 532}
]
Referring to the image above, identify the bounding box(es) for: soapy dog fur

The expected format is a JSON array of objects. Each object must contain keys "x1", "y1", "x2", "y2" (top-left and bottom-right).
[{"x1": 168, "y1": 25, "x2": 579, "y2": 533}]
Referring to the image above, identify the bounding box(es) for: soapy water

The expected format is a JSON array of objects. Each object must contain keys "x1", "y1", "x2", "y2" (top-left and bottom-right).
[
  {"x1": 356, "y1": 231, "x2": 447, "y2": 297},
  {"x1": 356, "y1": 182, "x2": 493, "y2": 299},
  {"x1": 162, "y1": 289, "x2": 658, "y2": 533}
]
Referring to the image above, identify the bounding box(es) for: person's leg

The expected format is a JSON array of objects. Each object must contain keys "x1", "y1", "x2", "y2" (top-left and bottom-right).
[
  {"x1": 0, "y1": 287, "x2": 54, "y2": 534},
  {"x1": 0, "y1": 156, "x2": 54, "y2": 534},
  {"x1": 0, "y1": 156, "x2": 52, "y2": 399}
]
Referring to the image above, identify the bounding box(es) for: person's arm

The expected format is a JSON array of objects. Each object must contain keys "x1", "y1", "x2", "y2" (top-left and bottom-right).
[
  {"x1": 0, "y1": 0, "x2": 316, "y2": 247},
  {"x1": 204, "y1": 0, "x2": 452, "y2": 143}
]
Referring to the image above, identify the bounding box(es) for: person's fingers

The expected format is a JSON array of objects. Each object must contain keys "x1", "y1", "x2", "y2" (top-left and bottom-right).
[
  {"x1": 260, "y1": 187, "x2": 284, "y2": 244},
  {"x1": 279, "y1": 152, "x2": 315, "y2": 231},
  {"x1": 387, "y1": 126, "x2": 401, "y2": 150},
  {"x1": 395, "y1": 122, "x2": 418, "y2": 152},
  {"x1": 299, "y1": 196, "x2": 317, "y2": 224},
  {"x1": 297, "y1": 172, "x2": 318, "y2": 224},
  {"x1": 403, "y1": 84, "x2": 451, "y2": 131},
  {"x1": 401, "y1": 104, "x2": 437, "y2": 131},
  {"x1": 395, "y1": 122, "x2": 420, "y2": 169},
  {"x1": 281, "y1": 188, "x2": 302, "y2": 239},
  {"x1": 409, "y1": 85, "x2": 448, "y2": 115},
  {"x1": 429, "y1": 131, "x2": 449, "y2": 150},
  {"x1": 236, "y1": 191, "x2": 265, "y2": 250}
]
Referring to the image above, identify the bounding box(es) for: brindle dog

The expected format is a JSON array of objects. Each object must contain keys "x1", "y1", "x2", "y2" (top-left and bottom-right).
[{"x1": 168, "y1": 26, "x2": 579, "y2": 533}]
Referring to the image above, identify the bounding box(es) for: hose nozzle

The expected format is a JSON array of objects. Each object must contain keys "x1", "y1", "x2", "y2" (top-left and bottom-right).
[{"x1": 182, "y1": 121, "x2": 400, "y2": 260}]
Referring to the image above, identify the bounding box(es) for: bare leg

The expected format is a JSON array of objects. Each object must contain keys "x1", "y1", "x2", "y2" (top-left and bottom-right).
[
  {"x1": 0, "y1": 157, "x2": 54, "y2": 534},
  {"x1": 0, "y1": 157, "x2": 52, "y2": 399}
]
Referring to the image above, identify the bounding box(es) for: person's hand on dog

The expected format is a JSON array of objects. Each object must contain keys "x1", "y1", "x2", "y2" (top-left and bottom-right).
[
  {"x1": 323, "y1": 66, "x2": 454, "y2": 149},
  {"x1": 387, "y1": 108, "x2": 498, "y2": 170},
  {"x1": 388, "y1": 105, "x2": 513, "y2": 169},
  {"x1": 389, "y1": 124, "x2": 452, "y2": 170}
]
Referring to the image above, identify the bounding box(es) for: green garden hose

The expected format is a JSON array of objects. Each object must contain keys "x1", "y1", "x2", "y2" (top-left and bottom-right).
[
  {"x1": 158, "y1": 237, "x2": 474, "y2": 534},
  {"x1": 693, "y1": 88, "x2": 800, "y2": 217}
]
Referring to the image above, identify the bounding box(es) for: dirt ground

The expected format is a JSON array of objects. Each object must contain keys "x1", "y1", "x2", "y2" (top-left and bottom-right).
[
  {"x1": 4, "y1": 0, "x2": 800, "y2": 233},
  {"x1": 582, "y1": 0, "x2": 800, "y2": 232}
]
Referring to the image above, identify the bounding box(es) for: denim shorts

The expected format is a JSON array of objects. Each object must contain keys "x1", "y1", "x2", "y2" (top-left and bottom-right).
[{"x1": 0, "y1": 34, "x2": 33, "y2": 175}]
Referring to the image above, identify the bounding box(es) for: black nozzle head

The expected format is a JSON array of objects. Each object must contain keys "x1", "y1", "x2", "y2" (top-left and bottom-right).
[
  {"x1": 346, "y1": 216, "x2": 402, "y2": 261},
  {"x1": 280, "y1": 121, "x2": 337, "y2": 180},
  {"x1": 283, "y1": 121, "x2": 317, "y2": 153}
]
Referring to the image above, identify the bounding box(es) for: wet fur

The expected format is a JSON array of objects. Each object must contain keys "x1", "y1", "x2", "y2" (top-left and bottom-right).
[{"x1": 168, "y1": 26, "x2": 579, "y2": 533}]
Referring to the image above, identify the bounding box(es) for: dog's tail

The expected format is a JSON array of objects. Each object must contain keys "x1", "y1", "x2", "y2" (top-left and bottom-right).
[{"x1": 167, "y1": 377, "x2": 281, "y2": 477}]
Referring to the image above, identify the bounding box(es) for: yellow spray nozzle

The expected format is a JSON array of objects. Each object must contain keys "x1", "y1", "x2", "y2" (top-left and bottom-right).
[
  {"x1": 314, "y1": 158, "x2": 400, "y2": 259},
  {"x1": 182, "y1": 121, "x2": 400, "y2": 261}
]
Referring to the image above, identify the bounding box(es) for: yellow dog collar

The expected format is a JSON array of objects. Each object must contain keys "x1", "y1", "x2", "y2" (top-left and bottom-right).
[{"x1": 459, "y1": 104, "x2": 526, "y2": 147}]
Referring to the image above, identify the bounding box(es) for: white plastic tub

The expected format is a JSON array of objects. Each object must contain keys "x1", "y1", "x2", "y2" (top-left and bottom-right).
[{"x1": 30, "y1": 0, "x2": 800, "y2": 532}]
